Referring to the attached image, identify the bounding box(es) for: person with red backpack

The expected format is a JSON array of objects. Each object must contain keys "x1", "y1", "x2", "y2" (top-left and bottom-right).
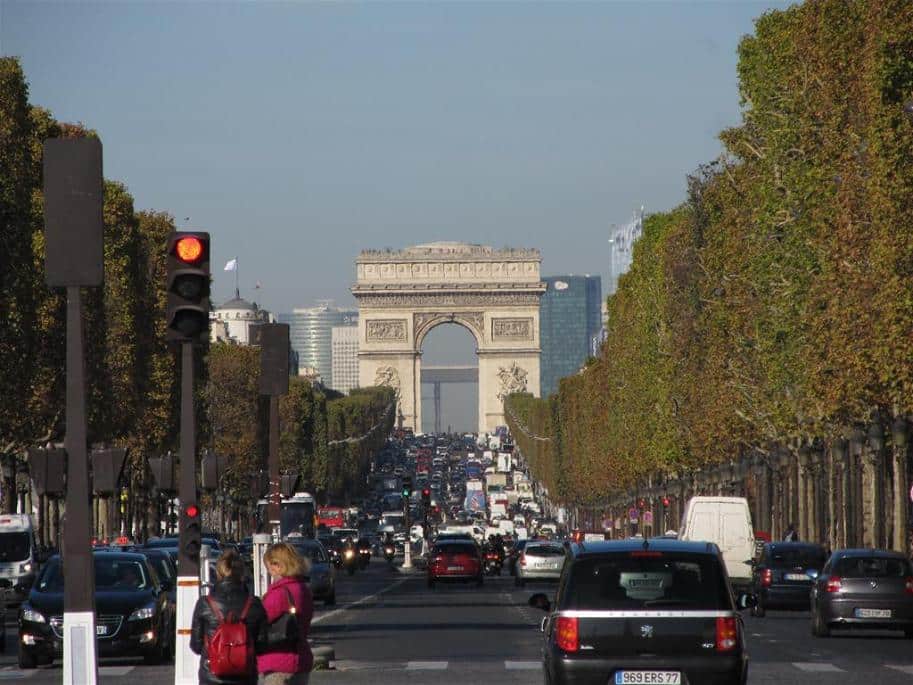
[{"x1": 190, "y1": 549, "x2": 267, "y2": 685}]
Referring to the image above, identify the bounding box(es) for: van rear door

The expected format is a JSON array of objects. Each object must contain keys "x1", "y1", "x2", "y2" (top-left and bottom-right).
[{"x1": 719, "y1": 502, "x2": 753, "y2": 583}]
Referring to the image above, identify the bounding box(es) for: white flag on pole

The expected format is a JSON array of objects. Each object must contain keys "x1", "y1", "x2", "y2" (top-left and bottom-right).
[{"x1": 223, "y1": 258, "x2": 238, "y2": 272}]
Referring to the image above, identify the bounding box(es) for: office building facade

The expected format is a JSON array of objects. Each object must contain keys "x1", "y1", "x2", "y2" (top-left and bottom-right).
[
  {"x1": 331, "y1": 325, "x2": 360, "y2": 394},
  {"x1": 540, "y1": 275, "x2": 603, "y2": 397},
  {"x1": 281, "y1": 304, "x2": 357, "y2": 387}
]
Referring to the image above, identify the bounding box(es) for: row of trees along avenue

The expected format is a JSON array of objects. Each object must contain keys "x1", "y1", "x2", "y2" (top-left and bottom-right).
[
  {"x1": 506, "y1": 0, "x2": 913, "y2": 555},
  {"x1": 0, "y1": 57, "x2": 395, "y2": 547}
]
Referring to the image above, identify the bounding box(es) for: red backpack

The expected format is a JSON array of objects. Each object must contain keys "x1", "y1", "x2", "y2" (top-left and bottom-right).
[{"x1": 205, "y1": 595, "x2": 255, "y2": 678}]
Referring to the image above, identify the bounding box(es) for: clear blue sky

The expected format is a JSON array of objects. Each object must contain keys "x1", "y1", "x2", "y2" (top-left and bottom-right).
[{"x1": 2, "y1": 0, "x2": 792, "y2": 430}]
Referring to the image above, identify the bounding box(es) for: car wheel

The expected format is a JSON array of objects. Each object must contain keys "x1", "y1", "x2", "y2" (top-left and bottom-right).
[
  {"x1": 811, "y1": 609, "x2": 830, "y2": 638},
  {"x1": 18, "y1": 648, "x2": 38, "y2": 670},
  {"x1": 751, "y1": 600, "x2": 766, "y2": 618},
  {"x1": 325, "y1": 591, "x2": 336, "y2": 607}
]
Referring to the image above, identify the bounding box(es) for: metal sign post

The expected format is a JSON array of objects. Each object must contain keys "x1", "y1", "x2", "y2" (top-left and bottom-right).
[
  {"x1": 257, "y1": 324, "x2": 289, "y2": 541},
  {"x1": 43, "y1": 137, "x2": 103, "y2": 685}
]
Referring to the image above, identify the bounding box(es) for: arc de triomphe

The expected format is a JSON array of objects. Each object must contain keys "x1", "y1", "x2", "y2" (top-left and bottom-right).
[{"x1": 353, "y1": 242, "x2": 545, "y2": 433}]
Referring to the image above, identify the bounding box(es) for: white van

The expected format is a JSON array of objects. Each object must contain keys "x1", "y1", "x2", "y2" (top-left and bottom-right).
[
  {"x1": 678, "y1": 496, "x2": 755, "y2": 591},
  {"x1": 0, "y1": 513, "x2": 37, "y2": 603}
]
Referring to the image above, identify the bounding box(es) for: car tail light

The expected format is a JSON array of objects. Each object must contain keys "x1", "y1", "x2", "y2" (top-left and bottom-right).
[
  {"x1": 904, "y1": 577, "x2": 913, "y2": 596},
  {"x1": 825, "y1": 577, "x2": 842, "y2": 593},
  {"x1": 715, "y1": 617, "x2": 738, "y2": 652},
  {"x1": 761, "y1": 568, "x2": 772, "y2": 587},
  {"x1": 555, "y1": 617, "x2": 578, "y2": 652}
]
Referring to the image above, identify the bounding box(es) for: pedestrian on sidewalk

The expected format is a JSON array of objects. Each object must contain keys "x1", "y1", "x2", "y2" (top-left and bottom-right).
[
  {"x1": 259, "y1": 543, "x2": 314, "y2": 685},
  {"x1": 190, "y1": 549, "x2": 267, "y2": 685},
  {"x1": 783, "y1": 522, "x2": 799, "y2": 542}
]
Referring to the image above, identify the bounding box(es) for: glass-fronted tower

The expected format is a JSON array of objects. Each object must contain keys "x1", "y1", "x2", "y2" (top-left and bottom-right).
[
  {"x1": 539, "y1": 275, "x2": 603, "y2": 397},
  {"x1": 280, "y1": 304, "x2": 357, "y2": 385}
]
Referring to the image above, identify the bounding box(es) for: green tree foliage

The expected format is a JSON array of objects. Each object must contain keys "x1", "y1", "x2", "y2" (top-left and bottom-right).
[{"x1": 508, "y1": 1, "x2": 913, "y2": 504}]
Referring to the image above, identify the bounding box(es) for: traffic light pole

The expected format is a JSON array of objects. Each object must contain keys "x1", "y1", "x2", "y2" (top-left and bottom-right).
[
  {"x1": 403, "y1": 496, "x2": 412, "y2": 569},
  {"x1": 62, "y1": 286, "x2": 98, "y2": 685},
  {"x1": 269, "y1": 395, "x2": 280, "y2": 540},
  {"x1": 175, "y1": 341, "x2": 200, "y2": 685}
]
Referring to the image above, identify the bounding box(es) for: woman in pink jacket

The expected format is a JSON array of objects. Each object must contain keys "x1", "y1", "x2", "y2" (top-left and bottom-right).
[{"x1": 258, "y1": 543, "x2": 314, "y2": 685}]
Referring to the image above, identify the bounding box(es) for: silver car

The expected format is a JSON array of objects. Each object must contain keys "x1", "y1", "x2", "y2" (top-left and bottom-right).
[
  {"x1": 515, "y1": 541, "x2": 566, "y2": 588},
  {"x1": 291, "y1": 539, "x2": 336, "y2": 606}
]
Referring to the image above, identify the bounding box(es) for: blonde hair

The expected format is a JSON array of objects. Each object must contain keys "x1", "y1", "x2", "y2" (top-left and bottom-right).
[
  {"x1": 263, "y1": 542, "x2": 308, "y2": 578},
  {"x1": 215, "y1": 549, "x2": 244, "y2": 580}
]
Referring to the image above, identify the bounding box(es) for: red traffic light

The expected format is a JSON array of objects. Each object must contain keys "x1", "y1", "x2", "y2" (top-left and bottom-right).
[
  {"x1": 175, "y1": 236, "x2": 204, "y2": 263},
  {"x1": 184, "y1": 503, "x2": 200, "y2": 518},
  {"x1": 422, "y1": 488, "x2": 430, "y2": 497},
  {"x1": 662, "y1": 497, "x2": 671, "y2": 507}
]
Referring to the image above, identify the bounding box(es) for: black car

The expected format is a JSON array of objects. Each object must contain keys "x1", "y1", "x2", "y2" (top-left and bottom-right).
[
  {"x1": 18, "y1": 550, "x2": 173, "y2": 669},
  {"x1": 529, "y1": 539, "x2": 752, "y2": 685},
  {"x1": 810, "y1": 548, "x2": 913, "y2": 638},
  {"x1": 749, "y1": 542, "x2": 827, "y2": 616}
]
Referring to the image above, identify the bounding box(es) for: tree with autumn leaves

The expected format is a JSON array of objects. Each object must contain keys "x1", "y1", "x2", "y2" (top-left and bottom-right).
[{"x1": 507, "y1": 1, "x2": 913, "y2": 533}]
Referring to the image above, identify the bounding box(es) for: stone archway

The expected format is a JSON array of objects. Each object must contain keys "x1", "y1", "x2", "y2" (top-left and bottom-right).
[{"x1": 353, "y1": 242, "x2": 545, "y2": 433}]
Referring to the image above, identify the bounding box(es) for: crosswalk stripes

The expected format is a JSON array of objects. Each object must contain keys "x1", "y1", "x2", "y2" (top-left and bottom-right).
[
  {"x1": 99, "y1": 666, "x2": 135, "y2": 676},
  {"x1": 0, "y1": 670, "x2": 36, "y2": 680},
  {"x1": 406, "y1": 661, "x2": 449, "y2": 670},
  {"x1": 504, "y1": 660, "x2": 540, "y2": 670},
  {"x1": 792, "y1": 662, "x2": 845, "y2": 672}
]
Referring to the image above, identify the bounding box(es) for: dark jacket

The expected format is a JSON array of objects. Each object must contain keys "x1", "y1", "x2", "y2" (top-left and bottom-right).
[{"x1": 190, "y1": 578, "x2": 267, "y2": 685}]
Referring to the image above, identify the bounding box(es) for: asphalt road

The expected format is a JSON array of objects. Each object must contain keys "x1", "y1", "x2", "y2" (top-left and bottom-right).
[{"x1": 2, "y1": 562, "x2": 911, "y2": 684}]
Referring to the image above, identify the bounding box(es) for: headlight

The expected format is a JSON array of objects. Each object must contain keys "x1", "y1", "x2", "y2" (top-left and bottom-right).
[
  {"x1": 128, "y1": 605, "x2": 155, "y2": 622},
  {"x1": 22, "y1": 606, "x2": 46, "y2": 623},
  {"x1": 19, "y1": 562, "x2": 32, "y2": 574},
  {"x1": 344, "y1": 550, "x2": 354, "y2": 559}
]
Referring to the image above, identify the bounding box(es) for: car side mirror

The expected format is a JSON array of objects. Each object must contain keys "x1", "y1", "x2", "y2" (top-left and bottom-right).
[
  {"x1": 528, "y1": 593, "x2": 551, "y2": 612},
  {"x1": 736, "y1": 593, "x2": 757, "y2": 611}
]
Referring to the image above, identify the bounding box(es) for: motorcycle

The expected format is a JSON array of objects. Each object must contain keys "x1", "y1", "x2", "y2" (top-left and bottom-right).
[
  {"x1": 341, "y1": 545, "x2": 358, "y2": 575},
  {"x1": 383, "y1": 544, "x2": 396, "y2": 566},
  {"x1": 483, "y1": 550, "x2": 503, "y2": 576},
  {"x1": 358, "y1": 545, "x2": 371, "y2": 569}
]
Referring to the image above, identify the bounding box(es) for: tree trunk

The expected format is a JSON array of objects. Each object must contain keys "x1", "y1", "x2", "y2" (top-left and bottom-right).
[{"x1": 893, "y1": 443, "x2": 909, "y2": 554}]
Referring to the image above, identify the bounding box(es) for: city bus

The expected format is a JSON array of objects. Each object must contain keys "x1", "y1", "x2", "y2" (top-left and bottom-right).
[{"x1": 257, "y1": 492, "x2": 317, "y2": 538}]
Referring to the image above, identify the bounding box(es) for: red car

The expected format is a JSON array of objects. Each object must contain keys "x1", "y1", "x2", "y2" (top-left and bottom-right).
[{"x1": 428, "y1": 540, "x2": 483, "y2": 588}]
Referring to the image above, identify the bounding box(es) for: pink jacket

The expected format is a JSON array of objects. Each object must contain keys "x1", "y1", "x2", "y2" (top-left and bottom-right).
[{"x1": 257, "y1": 576, "x2": 314, "y2": 675}]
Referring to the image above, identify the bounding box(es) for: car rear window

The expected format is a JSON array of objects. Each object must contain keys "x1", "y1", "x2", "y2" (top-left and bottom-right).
[
  {"x1": 833, "y1": 556, "x2": 912, "y2": 578},
  {"x1": 564, "y1": 552, "x2": 731, "y2": 610},
  {"x1": 526, "y1": 545, "x2": 565, "y2": 557},
  {"x1": 766, "y1": 546, "x2": 827, "y2": 569},
  {"x1": 435, "y1": 543, "x2": 478, "y2": 556}
]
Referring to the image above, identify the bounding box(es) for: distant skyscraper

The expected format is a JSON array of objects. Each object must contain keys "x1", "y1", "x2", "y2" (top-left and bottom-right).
[
  {"x1": 331, "y1": 325, "x2": 360, "y2": 394},
  {"x1": 540, "y1": 275, "x2": 603, "y2": 397},
  {"x1": 282, "y1": 304, "x2": 357, "y2": 386},
  {"x1": 607, "y1": 207, "x2": 645, "y2": 295}
]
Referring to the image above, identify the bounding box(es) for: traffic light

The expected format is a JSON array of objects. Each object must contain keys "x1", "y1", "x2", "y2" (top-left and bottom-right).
[
  {"x1": 166, "y1": 231, "x2": 210, "y2": 342},
  {"x1": 401, "y1": 476, "x2": 413, "y2": 499},
  {"x1": 421, "y1": 487, "x2": 431, "y2": 507},
  {"x1": 662, "y1": 496, "x2": 671, "y2": 507},
  {"x1": 180, "y1": 501, "x2": 202, "y2": 559}
]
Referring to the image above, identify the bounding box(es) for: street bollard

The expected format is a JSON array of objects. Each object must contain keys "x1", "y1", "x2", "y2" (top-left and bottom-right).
[{"x1": 252, "y1": 533, "x2": 271, "y2": 597}]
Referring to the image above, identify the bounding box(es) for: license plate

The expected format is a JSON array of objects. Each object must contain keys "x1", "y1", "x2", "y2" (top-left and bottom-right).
[
  {"x1": 96, "y1": 625, "x2": 108, "y2": 636},
  {"x1": 855, "y1": 608, "x2": 891, "y2": 618},
  {"x1": 785, "y1": 573, "x2": 809, "y2": 581},
  {"x1": 447, "y1": 566, "x2": 463, "y2": 571},
  {"x1": 614, "y1": 671, "x2": 681, "y2": 684}
]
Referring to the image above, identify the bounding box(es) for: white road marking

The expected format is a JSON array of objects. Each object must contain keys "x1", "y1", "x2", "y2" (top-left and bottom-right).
[
  {"x1": 886, "y1": 665, "x2": 913, "y2": 674},
  {"x1": 99, "y1": 666, "x2": 135, "y2": 676},
  {"x1": 0, "y1": 672, "x2": 36, "y2": 680},
  {"x1": 505, "y1": 660, "x2": 541, "y2": 670},
  {"x1": 793, "y1": 662, "x2": 844, "y2": 672},
  {"x1": 312, "y1": 576, "x2": 413, "y2": 625},
  {"x1": 407, "y1": 661, "x2": 449, "y2": 670}
]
